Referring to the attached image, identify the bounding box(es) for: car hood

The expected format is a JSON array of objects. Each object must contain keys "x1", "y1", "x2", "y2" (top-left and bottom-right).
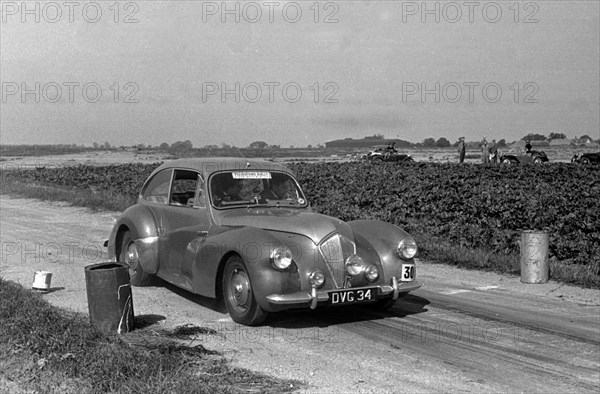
[{"x1": 217, "y1": 209, "x2": 352, "y2": 244}]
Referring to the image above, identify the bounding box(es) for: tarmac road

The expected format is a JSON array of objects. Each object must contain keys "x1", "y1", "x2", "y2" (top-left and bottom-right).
[{"x1": 1, "y1": 196, "x2": 598, "y2": 393}]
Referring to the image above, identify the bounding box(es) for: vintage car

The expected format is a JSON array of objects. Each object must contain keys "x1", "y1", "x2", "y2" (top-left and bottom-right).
[
  {"x1": 500, "y1": 150, "x2": 549, "y2": 164},
  {"x1": 571, "y1": 152, "x2": 600, "y2": 164},
  {"x1": 366, "y1": 145, "x2": 414, "y2": 163},
  {"x1": 106, "y1": 158, "x2": 421, "y2": 325}
]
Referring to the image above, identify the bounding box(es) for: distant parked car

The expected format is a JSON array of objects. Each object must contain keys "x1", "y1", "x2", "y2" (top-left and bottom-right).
[
  {"x1": 366, "y1": 145, "x2": 414, "y2": 163},
  {"x1": 571, "y1": 152, "x2": 600, "y2": 164},
  {"x1": 500, "y1": 150, "x2": 549, "y2": 164},
  {"x1": 106, "y1": 158, "x2": 422, "y2": 325}
]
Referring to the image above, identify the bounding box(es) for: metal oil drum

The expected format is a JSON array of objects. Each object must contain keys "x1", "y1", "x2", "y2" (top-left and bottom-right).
[
  {"x1": 520, "y1": 230, "x2": 549, "y2": 284},
  {"x1": 84, "y1": 262, "x2": 134, "y2": 333}
]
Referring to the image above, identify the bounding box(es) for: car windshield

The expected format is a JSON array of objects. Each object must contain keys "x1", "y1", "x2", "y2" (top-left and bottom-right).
[{"x1": 209, "y1": 171, "x2": 307, "y2": 208}]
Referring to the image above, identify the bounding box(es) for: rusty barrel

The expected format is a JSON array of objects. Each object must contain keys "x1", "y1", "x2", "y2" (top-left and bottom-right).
[
  {"x1": 520, "y1": 230, "x2": 549, "y2": 284},
  {"x1": 84, "y1": 262, "x2": 134, "y2": 334}
]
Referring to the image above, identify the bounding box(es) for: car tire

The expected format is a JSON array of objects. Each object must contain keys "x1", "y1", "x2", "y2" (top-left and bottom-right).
[
  {"x1": 581, "y1": 157, "x2": 591, "y2": 164},
  {"x1": 533, "y1": 157, "x2": 543, "y2": 164},
  {"x1": 118, "y1": 231, "x2": 154, "y2": 286},
  {"x1": 502, "y1": 158, "x2": 512, "y2": 165},
  {"x1": 222, "y1": 256, "x2": 267, "y2": 326},
  {"x1": 371, "y1": 157, "x2": 383, "y2": 163}
]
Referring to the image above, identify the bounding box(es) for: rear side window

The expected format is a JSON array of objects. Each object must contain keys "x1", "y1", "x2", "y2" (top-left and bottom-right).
[
  {"x1": 141, "y1": 169, "x2": 172, "y2": 204},
  {"x1": 170, "y1": 170, "x2": 204, "y2": 207}
]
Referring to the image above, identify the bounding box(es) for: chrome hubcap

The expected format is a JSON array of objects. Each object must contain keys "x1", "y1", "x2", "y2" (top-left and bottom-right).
[
  {"x1": 125, "y1": 242, "x2": 138, "y2": 275},
  {"x1": 230, "y1": 268, "x2": 250, "y2": 309}
]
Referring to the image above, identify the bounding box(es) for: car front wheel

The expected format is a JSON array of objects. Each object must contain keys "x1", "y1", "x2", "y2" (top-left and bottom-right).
[
  {"x1": 502, "y1": 158, "x2": 513, "y2": 165},
  {"x1": 581, "y1": 157, "x2": 591, "y2": 164},
  {"x1": 222, "y1": 256, "x2": 267, "y2": 326},
  {"x1": 118, "y1": 231, "x2": 153, "y2": 286},
  {"x1": 533, "y1": 157, "x2": 543, "y2": 164}
]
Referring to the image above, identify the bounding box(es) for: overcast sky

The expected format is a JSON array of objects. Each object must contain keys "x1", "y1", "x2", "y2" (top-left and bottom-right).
[{"x1": 1, "y1": 0, "x2": 598, "y2": 147}]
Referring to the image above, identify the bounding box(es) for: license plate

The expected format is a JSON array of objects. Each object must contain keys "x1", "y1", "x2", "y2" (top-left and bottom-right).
[
  {"x1": 400, "y1": 264, "x2": 416, "y2": 282},
  {"x1": 329, "y1": 288, "x2": 377, "y2": 305}
]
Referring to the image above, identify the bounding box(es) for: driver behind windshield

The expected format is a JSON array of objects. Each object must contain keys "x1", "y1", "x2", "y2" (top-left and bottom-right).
[
  {"x1": 213, "y1": 175, "x2": 243, "y2": 206},
  {"x1": 259, "y1": 174, "x2": 290, "y2": 202}
]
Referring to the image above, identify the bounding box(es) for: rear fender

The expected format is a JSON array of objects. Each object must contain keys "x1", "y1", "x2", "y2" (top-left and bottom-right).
[{"x1": 108, "y1": 204, "x2": 161, "y2": 274}]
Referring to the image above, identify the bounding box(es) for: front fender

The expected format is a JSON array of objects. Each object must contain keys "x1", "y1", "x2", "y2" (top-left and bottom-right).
[
  {"x1": 348, "y1": 220, "x2": 416, "y2": 280},
  {"x1": 192, "y1": 227, "x2": 303, "y2": 311},
  {"x1": 107, "y1": 204, "x2": 161, "y2": 274}
]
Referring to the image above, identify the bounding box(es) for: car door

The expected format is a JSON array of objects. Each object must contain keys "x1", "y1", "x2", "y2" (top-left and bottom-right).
[{"x1": 158, "y1": 169, "x2": 211, "y2": 291}]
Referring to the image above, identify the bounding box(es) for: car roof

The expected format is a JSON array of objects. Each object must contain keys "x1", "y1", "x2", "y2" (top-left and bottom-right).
[{"x1": 151, "y1": 157, "x2": 292, "y2": 178}]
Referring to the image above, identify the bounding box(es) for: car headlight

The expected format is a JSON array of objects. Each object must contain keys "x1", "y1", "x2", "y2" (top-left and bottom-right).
[
  {"x1": 345, "y1": 255, "x2": 365, "y2": 276},
  {"x1": 365, "y1": 265, "x2": 379, "y2": 282},
  {"x1": 270, "y1": 246, "x2": 293, "y2": 270},
  {"x1": 397, "y1": 239, "x2": 417, "y2": 259},
  {"x1": 309, "y1": 270, "x2": 325, "y2": 287}
]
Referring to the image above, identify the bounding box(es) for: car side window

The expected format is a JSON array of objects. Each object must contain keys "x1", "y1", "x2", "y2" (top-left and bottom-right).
[
  {"x1": 141, "y1": 169, "x2": 172, "y2": 204},
  {"x1": 170, "y1": 170, "x2": 203, "y2": 207}
]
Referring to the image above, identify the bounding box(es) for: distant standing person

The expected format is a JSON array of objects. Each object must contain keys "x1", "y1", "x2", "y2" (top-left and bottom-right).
[
  {"x1": 457, "y1": 137, "x2": 466, "y2": 163},
  {"x1": 481, "y1": 138, "x2": 489, "y2": 164},
  {"x1": 489, "y1": 139, "x2": 498, "y2": 165},
  {"x1": 525, "y1": 140, "x2": 532, "y2": 154}
]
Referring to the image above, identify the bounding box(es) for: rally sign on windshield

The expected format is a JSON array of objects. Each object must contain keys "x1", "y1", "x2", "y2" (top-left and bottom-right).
[{"x1": 232, "y1": 171, "x2": 272, "y2": 179}]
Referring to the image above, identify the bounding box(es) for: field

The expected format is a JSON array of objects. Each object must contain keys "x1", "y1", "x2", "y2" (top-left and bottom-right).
[
  {"x1": 2, "y1": 152, "x2": 599, "y2": 288},
  {"x1": 1, "y1": 144, "x2": 597, "y2": 168}
]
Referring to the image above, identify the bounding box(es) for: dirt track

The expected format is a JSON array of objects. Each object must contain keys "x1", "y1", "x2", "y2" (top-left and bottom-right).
[{"x1": 1, "y1": 196, "x2": 599, "y2": 393}]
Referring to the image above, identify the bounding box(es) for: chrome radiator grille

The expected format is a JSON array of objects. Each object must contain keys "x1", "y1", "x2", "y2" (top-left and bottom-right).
[{"x1": 319, "y1": 233, "x2": 355, "y2": 288}]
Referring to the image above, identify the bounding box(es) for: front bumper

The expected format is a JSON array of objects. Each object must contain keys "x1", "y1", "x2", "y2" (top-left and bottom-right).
[{"x1": 266, "y1": 279, "x2": 422, "y2": 309}]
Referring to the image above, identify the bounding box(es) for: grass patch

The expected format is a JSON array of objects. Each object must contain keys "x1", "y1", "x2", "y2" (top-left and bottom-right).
[
  {"x1": 414, "y1": 232, "x2": 600, "y2": 289},
  {"x1": 0, "y1": 278, "x2": 302, "y2": 393}
]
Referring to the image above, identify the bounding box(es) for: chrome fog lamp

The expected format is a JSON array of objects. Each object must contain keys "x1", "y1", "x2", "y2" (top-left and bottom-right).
[
  {"x1": 397, "y1": 239, "x2": 417, "y2": 259},
  {"x1": 365, "y1": 265, "x2": 379, "y2": 281},
  {"x1": 270, "y1": 246, "x2": 293, "y2": 270},
  {"x1": 309, "y1": 270, "x2": 325, "y2": 287},
  {"x1": 345, "y1": 254, "x2": 365, "y2": 276}
]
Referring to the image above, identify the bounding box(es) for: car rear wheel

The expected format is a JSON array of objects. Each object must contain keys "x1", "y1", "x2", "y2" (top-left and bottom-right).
[
  {"x1": 118, "y1": 231, "x2": 153, "y2": 286},
  {"x1": 502, "y1": 158, "x2": 513, "y2": 165},
  {"x1": 533, "y1": 157, "x2": 543, "y2": 164},
  {"x1": 223, "y1": 256, "x2": 267, "y2": 326}
]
